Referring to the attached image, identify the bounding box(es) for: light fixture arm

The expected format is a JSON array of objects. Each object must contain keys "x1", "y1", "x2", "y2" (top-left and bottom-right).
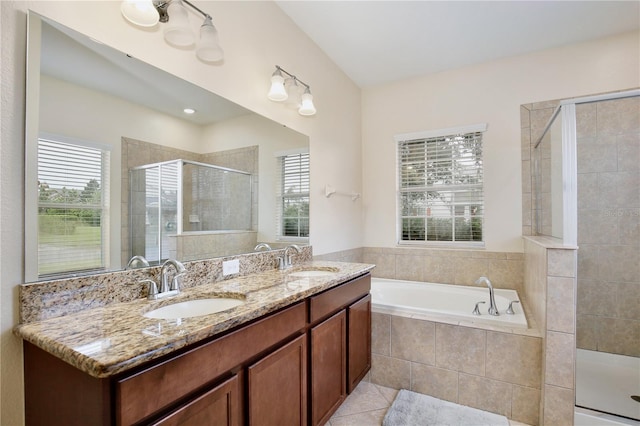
[
  {"x1": 182, "y1": 0, "x2": 211, "y2": 20},
  {"x1": 153, "y1": 0, "x2": 212, "y2": 23},
  {"x1": 275, "y1": 65, "x2": 311, "y2": 91}
]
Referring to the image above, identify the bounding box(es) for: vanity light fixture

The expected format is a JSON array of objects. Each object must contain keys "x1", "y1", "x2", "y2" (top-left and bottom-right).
[
  {"x1": 121, "y1": 0, "x2": 224, "y2": 63},
  {"x1": 267, "y1": 66, "x2": 316, "y2": 116}
]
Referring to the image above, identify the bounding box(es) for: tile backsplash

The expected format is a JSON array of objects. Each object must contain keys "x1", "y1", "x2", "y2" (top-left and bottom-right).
[
  {"x1": 19, "y1": 247, "x2": 312, "y2": 324},
  {"x1": 360, "y1": 247, "x2": 524, "y2": 292}
]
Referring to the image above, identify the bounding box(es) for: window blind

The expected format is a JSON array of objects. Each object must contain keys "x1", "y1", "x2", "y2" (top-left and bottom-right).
[
  {"x1": 276, "y1": 152, "x2": 310, "y2": 238},
  {"x1": 397, "y1": 131, "x2": 484, "y2": 243},
  {"x1": 37, "y1": 137, "x2": 110, "y2": 277}
]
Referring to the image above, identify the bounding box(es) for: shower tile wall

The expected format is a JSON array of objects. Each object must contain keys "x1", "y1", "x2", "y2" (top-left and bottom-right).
[
  {"x1": 122, "y1": 137, "x2": 200, "y2": 265},
  {"x1": 201, "y1": 146, "x2": 259, "y2": 232},
  {"x1": 575, "y1": 97, "x2": 640, "y2": 357},
  {"x1": 521, "y1": 100, "x2": 560, "y2": 238},
  {"x1": 121, "y1": 137, "x2": 258, "y2": 266}
]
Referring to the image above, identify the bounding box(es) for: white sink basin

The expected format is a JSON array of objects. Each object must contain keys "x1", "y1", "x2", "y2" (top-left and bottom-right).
[
  {"x1": 144, "y1": 298, "x2": 245, "y2": 319},
  {"x1": 288, "y1": 268, "x2": 339, "y2": 278}
]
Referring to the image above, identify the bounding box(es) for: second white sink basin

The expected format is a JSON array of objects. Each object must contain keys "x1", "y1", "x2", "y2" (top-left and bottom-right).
[{"x1": 144, "y1": 298, "x2": 245, "y2": 319}]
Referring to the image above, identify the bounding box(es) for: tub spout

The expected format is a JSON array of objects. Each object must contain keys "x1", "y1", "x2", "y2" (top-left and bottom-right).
[{"x1": 475, "y1": 276, "x2": 499, "y2": 316}]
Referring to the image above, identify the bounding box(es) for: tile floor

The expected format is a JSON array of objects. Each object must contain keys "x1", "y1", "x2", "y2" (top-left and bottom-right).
[{"x1": 327, "y1": 380, "x2": 532, "y2": 426}]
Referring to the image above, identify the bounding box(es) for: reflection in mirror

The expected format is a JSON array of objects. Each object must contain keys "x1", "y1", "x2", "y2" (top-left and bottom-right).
[{"x1": 24, "y1": 11, "x2": 309, "y2": 282}]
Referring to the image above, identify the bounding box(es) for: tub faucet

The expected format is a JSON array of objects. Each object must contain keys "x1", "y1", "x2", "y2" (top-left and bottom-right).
[
  {"x1": 475, "y1": 276, "x2": 499, "y2": 316},
  {"x1": 160, "y1": 259, "x2": 186, "y2": 294},
  {"x1": 278, "y1": 244, "x2": 301, "y2": 270}
]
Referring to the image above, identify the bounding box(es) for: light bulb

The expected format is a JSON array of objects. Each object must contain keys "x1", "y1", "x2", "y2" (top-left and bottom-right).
[
  {"x1": 268, "y1": 69, "x2": 288, "y2": 102},
  {"x1": 121, "y1": 0, "x2": 160, "y2": 27},
  {"x1": 284, "y1": 78, "x2": 303, "y2": 110},
  {"x1": 298, "y1": 88, "x2": 316, "y2": 116},
  {"x1": 163, "y1": 0, "x2": 195, "y2": 47},
  {"x1": 196, "y1": 17, "x2": 224, "y2": 62}
]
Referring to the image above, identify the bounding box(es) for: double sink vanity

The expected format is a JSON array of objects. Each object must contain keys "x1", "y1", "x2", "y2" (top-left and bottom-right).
[{"x1": 15, "y1": 258, "x2": 374, "y2": 426}]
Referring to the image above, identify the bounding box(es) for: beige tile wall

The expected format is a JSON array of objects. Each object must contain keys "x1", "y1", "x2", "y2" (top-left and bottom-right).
[
  {"x1": 361, "y1": 247, "x2": 524, "y2": 292},
  {"x1": 575, "y1": 96, "x2": 640, "y2": 357},
  {"x1": 524, "y1": 236, "x2": 577, "y2": 426},
  {"x1": 369, "y1": 312, "x2": 542, "y2": 425}
]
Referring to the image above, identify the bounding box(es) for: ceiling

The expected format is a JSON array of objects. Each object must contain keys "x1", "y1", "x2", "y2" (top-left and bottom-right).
[
  {"x1": 276, "y1": 1, "x2": 640, "y2": 88},
  {"x1": 40, "y1": 16, "x2": 251, "y2": 126}
]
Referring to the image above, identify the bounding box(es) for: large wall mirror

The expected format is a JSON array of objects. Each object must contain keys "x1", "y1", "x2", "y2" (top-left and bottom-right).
[{"x1": 24, "y1": 11, "x2": 310, "y2": 282}]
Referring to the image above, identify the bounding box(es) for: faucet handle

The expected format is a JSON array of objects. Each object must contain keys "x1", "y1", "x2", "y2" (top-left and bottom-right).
[
  {"x1": 139, "y1": 279, "x2": 159, "y2": 299},
  {"x1": 170, "y1": 273, "x2": 185, "y2": 291},
  {"x1": 472, "y1": 301, "x2": 486, "y2": 315},
  {"x1": 506, "y1": 300, "x2": 520, "y2": 315}
]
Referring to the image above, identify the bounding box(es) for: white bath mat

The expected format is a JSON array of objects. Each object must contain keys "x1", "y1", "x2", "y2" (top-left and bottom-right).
[{"x1": 382, "y1": 389, "x2": 509, "y2": 426}]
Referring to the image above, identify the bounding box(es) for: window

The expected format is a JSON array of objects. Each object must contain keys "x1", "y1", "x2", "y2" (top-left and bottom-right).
[
  {"x1": 35, "y1": 136, "x2": 110, "y2": 278},
  {"x1": 276, "y1": 151, "x2": 309, "y2": 239},
  {"x1": 396, "y1": 124, "x2": 486, "y2": 245}
]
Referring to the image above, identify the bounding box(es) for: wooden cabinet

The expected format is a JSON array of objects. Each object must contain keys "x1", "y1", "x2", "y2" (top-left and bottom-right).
[
  {"x1": 115, "y1": 302, "x2": 306, "y2": 425},
  {"x1": 248, "y1": 335, "x2": 307, "y2": 426},
  {"x1": 309, "y1": 274, "x2": 371, "y2": 426},
  {"x1": 347, "y1": 294, "x2": 371, "y2": 393},
  {"x1": 152, "y1": 375, "x2": 241, "y2": 426},
  {"x1": 23, "y1": 273, "x2": 371, "y2": 426},
  {"x1": 310, "y1": 310, "x2": 347, "y2": 425}
]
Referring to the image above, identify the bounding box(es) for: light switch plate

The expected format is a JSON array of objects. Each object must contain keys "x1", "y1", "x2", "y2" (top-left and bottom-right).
[{"x1": 222, "y1": 259, "x2": 240, "y2": 276}]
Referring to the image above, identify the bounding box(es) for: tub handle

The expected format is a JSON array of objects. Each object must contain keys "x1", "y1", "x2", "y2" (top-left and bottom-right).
[
  {"x1": 506, "y1": 300, "x2": 520, "y2": 315},
  {"x1": 472, "y1": 301, "x2": 485, "y2": 315}
]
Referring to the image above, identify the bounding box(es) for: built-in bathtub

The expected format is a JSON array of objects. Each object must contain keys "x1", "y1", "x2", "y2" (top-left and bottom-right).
[
  {"x1": 370, "y1": 277, "x2": 528, "y2": 329},
  {"x1": 368, "y1": 277, "x2": 541, "y2": 424}
]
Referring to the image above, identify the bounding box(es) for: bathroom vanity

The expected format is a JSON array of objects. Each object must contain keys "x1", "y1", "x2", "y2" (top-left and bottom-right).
[{"x1": 16, "y1": 262, "x2": 373, "y2": 426}]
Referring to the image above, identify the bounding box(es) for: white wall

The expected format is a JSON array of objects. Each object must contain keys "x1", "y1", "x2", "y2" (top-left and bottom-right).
[
  {"x1": 362, "y1": 30, "x2": 640, "y2": 252},
  {"x1": 0, "y1": 1, "x2": 362, "y2": 424}
]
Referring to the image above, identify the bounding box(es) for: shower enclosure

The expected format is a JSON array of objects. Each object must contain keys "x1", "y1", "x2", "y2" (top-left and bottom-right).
[
  {"x1": 129, "y1": 159, "x2": 252, "y2": 264},
  {"x1": 533, "y1": 89, "x2": 640, "y2": 422}
]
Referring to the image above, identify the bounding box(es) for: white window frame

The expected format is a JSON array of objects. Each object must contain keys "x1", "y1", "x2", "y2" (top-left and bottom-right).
[
  {"x1": 275, "y1": 149, "x2": 310, "y2": 242},
  {"x1": 394, "y1": 123, "x2": 487, "y2": 248},
  {"x1": 25, "y1": 133, "x2": 112, "y2": 280}
]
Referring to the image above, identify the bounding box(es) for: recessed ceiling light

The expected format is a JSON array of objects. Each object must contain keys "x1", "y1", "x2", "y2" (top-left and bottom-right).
[{"x1": 183, "y1": 108, "x2": 196, "y2": 114}]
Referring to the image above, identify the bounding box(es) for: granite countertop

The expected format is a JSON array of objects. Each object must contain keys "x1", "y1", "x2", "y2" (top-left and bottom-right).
[{"x1": 15, "y1": 261, "x2": 374, "y2": 378}]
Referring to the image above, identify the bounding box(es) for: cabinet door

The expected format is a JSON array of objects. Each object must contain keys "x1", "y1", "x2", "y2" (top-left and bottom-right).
[
  {"x1": 311, "y1": 310, "x2": 347, "y2": 426},
  {"x1": 348, "y1": 294, "x2": 371, "y2": 393},
  {"x1": 247, "y1": 334, "x2": 307, "y2": 426},
  {"x1": 152, "y1": 375, "x2": 240, "y2": 426}
]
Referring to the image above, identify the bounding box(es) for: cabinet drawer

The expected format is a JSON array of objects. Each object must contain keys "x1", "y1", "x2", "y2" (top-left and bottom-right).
[
  {"x1": 309, "y1": 274, "x2": 370, "y2": 323},
  {"x1": 116, "y1": 302, "x2": 306, "y2": 425}
]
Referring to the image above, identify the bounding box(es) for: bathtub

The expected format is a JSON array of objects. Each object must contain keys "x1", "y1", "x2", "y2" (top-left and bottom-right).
[{"x1": 370, "y1": 277, "x2": 528, "y2": 329}]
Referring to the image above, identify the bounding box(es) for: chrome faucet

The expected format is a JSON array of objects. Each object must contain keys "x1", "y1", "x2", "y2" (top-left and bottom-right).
[
  {"x1": 254, "y1": 243, "x2": 272, "y2": 252},
  {"x1": 159, "y1": 259, "x2": 186, "y2": 294},
  {"x1": 135, "y1": 259, "x2": 186, "y2": 300},
  {"x1": 278, "y1": 244, "x2": 301, "y2": 270},
  {"x1": 475, "y1": 276, "x2": 499, "y2": 316},
  {"x1": 125, "y1": 255, "x2": 150, "y2": 270}
]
